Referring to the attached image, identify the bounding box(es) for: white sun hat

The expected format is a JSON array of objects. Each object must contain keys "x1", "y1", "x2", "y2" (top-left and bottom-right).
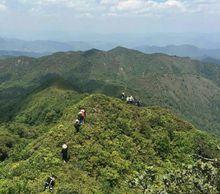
[{"x1": 62, "y1": 144, "x2": 68, "y2": 149}]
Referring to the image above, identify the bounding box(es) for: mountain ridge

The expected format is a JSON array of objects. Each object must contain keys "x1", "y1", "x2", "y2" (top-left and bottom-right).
[
  {"x1": 1, "y1": 47, "x2": 220, "y2": 135},
  {"x1": 135, "y1": 44, "x2": 220, "y2": 61},
  {"x1": 0, "y1": 88, "x2": 220, "y2": 193}
]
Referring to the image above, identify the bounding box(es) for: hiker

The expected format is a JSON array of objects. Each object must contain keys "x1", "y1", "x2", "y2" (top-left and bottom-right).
[
  {"x1": 127, "y1": 96, "x2": 134, "y2": 104},
  {"x1": 126, "y1": 96, "x2": 130, "y2": 104},
  {"x1": 44, "y1": 175, "x2": 56, "y2": 192},
  {"x1": 121, "y1": 92, "x2": 126, "y2": 100},
  {"x1": 130, "y1": 96, "x2": 134, "y2": 104},
  {"x1": 61, "y1": 143, "x2": 69, "y2": 163},
  {"x1": 136, "y1": 99, "x2": 141, "y2": 107},
  {"x1": 78, "y1": 108, "x2": 86, "y2": 125},
  {"x1": 80, "y1": 108, "x2": 86, "y2": 119},
  {"x1": 74, "y1": 119, "x2": 81, "y2": 132},
  {"x1": 133, "y1": 98, "x2": 137, "y2": 105}
]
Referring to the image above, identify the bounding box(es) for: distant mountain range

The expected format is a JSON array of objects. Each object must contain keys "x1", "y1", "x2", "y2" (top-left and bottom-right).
[
  {"x1": 0, "y1": 37, "x2": 117, "y2": 54},
  {"x1": 1, "y1": 37, "x2": 220, "y2": 65},
  {"x1": 1, "y1": 41, "x2": 220, "y2": 193},
  {"x1": 1, "y1": 47, "x2": 220, "y2": 135},
  {"x1": 135, "y1": 44, "x2": 220, "y2": 61},
  {"x1": 0, "y1": 37, "x2": 93, "y2": 52},
  {"x1": 0, "y1": 50, "x2": 48, "y2": 58}
]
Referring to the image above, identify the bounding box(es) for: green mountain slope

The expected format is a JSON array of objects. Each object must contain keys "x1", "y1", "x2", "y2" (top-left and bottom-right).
[
  {"x1": 0, "y1": 86, "x2": 85, "y2": 163},
  {"x1": 15, "y1": 86, "x2": 85, "y2": 126},
  {"x1": 1, "y1": 47, "x2": 220, "y2": 135},
  {"x1": 0, "y1": 89, "x2": 220, "y2": 193}
]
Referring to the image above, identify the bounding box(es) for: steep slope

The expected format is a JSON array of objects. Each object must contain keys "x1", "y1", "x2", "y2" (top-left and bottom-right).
[
  {"x1": 15, "y1": 86, "x2": 85, "y2": 126},
  {"x1": 0, "y1": 93, "x2": 219, "y2": 193},
  {"x1": 0, "y1": 86, "x2": 85, "y2": 163},
  {"x1": 1, "y1": 48, "x2": 220, "y2": 135}
]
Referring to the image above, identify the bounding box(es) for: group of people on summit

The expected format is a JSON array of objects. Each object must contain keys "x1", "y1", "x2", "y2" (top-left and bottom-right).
[
  {"x1": 121, "y1": 92, "x2": 142, "y2": 107},
  {"x1": 43, "y1": 93, "x2": 142, "y2": 192}
]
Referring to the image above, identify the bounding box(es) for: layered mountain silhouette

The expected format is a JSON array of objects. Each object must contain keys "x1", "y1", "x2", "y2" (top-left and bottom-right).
[
  {"x1": 1, "y1": 36, "x2": 220, "y2": 64},
  {"x1": 0, "y1": 37, "x2": 115, "y2": 53},
  {"x1": 135, "y1": 44, "x2": 220, "y2": 61},
  {"x1": 0, "y1": 50, "x2": 47, "y2": 58}
]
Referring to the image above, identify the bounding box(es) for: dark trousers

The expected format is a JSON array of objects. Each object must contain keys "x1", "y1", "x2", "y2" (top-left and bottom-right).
[{"x1": 44, "y1": 182, "x2": 53, "y2": 191}]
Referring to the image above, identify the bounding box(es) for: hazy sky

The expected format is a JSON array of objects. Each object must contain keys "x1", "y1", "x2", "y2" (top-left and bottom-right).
[{"x1": 0, "y1": 0, "x2": 220, "y2": 41}]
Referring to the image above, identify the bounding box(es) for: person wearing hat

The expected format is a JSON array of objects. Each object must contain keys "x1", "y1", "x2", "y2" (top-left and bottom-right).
[
  {"x1": 61, "y1": 143, "x2": 69, "y2": 163},
  {"x1": 121, "y1": 92, "x2": 126, "y2": 100},
  {"x1": 74, "y1": 119, "x2": 80, "y2": 132},
  {"x1": 78, "y1": 108, "x2": 86, "y2": 125}
]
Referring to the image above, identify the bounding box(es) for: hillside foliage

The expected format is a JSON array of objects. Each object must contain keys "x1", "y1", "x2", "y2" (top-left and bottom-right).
[
  {"x1": 1, "y1": 48, "x2": 220, "y2": 135},
  {"x1": 0, "y1": 88, "x2": 219, "y2": 193}
]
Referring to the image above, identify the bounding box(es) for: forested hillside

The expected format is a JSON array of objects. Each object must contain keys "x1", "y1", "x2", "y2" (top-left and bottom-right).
[
  {"x1": 1, "y1": 47, "x2": 220, "y2": 135},
  {"x1": 0, "y1": 86, "x2": 219, "y2": 193}
]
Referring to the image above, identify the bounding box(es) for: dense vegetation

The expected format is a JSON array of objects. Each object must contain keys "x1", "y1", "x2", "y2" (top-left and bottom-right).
[
  {"x1": 1, "y1": 47, "x2": 220, "y2": 135},
  {"x1": 0, "y1": 86, "x2": 220, "y2": 193}
]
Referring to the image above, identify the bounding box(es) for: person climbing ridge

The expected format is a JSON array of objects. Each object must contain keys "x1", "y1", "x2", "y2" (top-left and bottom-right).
[
  {"x1": 80, "y1": 108, "x2": 86, "y2": 121},
  {"x1": 78, "y1": 108, "x2": 86, "y2": 125},
  {"x1": 126, "y1": 96, "x2": 130, "y2": 104},
  {"x1": 121, "y1": 92, "x2": 126, "y2": 100},
  {"x1": 77, "y1": 111, "x2": 84, "y2": 125},
  {"x1": 130, "y1": 96, "x2": 134, "y2": 104},
  {"x1": 74, "y1": 119, "x2": 81, "y2": 132},
  {"x1": 44, "y1": 175, "x2": 56, "y2": 192},
  {"x1": 136, "y1": 99, "x2": 141, "y2": 107},
  {"x1": 61, "y1": 143, "x2": 69, "y2": 163}
]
